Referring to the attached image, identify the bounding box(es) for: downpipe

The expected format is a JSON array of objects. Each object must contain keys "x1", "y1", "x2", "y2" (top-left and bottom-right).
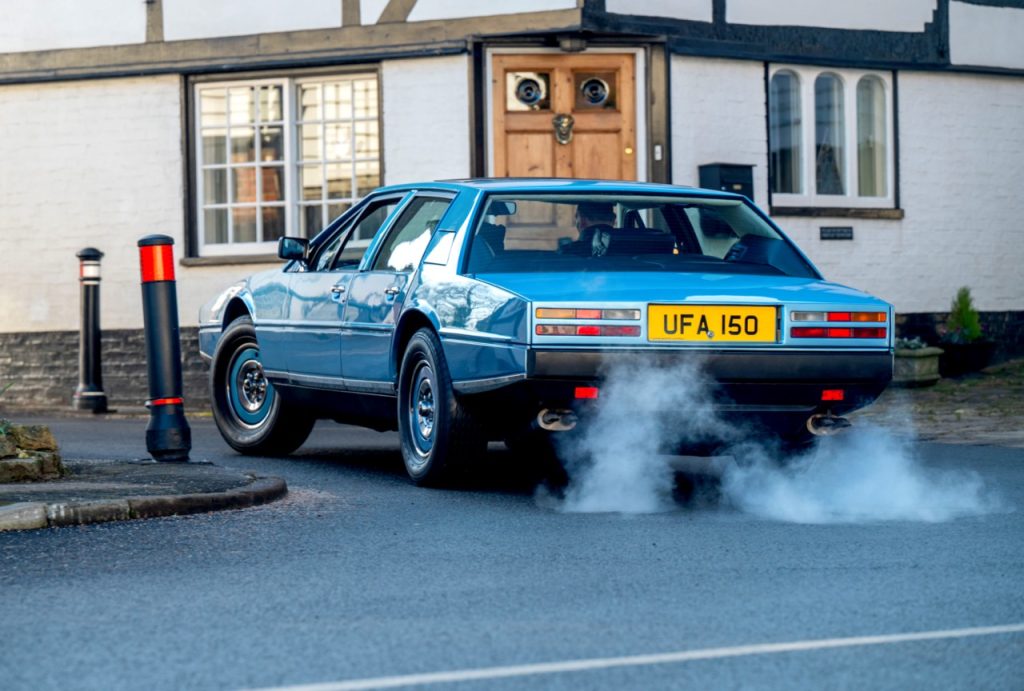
[{"x1": 806, "y1": 412, "x2": 852, "y2": 436}]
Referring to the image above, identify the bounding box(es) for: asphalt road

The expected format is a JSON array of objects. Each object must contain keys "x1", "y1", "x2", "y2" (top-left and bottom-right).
[{"x1": 2, "y1": 415, "x2": 1022, "y2": 690}]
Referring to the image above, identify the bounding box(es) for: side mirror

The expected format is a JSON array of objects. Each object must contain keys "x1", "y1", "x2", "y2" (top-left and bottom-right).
[{"x1": 277, "y1": 236, "x2": 308, "y2": 262}]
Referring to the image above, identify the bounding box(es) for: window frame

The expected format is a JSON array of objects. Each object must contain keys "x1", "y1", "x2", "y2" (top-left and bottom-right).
[
  {"x1": 768, "y1": 64, "x2": 896, "y2": 210},
  {"x1": 188, "y1": 67, "x2": 383, "y2": 259}
]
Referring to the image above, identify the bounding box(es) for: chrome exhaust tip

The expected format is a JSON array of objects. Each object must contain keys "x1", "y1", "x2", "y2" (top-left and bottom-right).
[
  {"x1": 537, "y1": 408, "x2": 578, "y2": 432},
  {"x1": 807, "y1": 413, "x2": 852, "y2": 436}
]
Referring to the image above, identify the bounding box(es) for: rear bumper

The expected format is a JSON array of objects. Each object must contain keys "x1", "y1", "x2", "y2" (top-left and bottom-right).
[
  {"x1": 528, "y1": 348, "x2": 893, "y2": 383},
  {"x1": 511, "y1": 348, "x2": 893, "y2": 430}
]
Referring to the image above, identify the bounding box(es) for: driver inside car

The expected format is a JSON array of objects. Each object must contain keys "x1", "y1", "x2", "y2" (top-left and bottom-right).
[{"x1": 561, "y1": 201, "x2": 617, "y2": 256}]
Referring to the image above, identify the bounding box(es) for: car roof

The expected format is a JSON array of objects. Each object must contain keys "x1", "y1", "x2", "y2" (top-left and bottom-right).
[{"x1": 372, "y1": 178, "x2": 745, "y2": 200}]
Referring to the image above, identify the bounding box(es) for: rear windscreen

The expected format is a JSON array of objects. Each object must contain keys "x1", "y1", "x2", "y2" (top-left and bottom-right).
[{"x1": 465, "y1": 194, "x2": 818, "y2": 278}]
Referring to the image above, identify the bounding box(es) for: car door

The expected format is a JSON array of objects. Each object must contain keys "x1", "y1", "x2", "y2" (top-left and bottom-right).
[
  {"x1": 341, "y1": 193, "x2": 455, "y2": 389},
  {"x1": 284, "y1": 194, "x2": 405, "y2": 382}
]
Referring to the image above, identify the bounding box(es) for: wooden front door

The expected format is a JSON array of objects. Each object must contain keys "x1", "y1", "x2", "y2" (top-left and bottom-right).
[{"x1": 492, "y1": 53, "x2": 637, "y2": 181}]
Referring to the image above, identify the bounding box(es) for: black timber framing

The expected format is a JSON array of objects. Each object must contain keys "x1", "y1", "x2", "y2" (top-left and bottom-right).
[
  {"x1": 582, "y1": 0, "x2": 1024, "y2": 77},
  {"x1": 0, "y1": 10, "x2": 582, "y2": 85},
  {"x1": 4, "y1": 2, "x2": 1024, "y2": 85}
]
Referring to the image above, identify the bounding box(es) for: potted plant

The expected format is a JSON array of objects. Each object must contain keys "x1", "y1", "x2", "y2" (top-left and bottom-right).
[
  {"x1": 939, "y1": 286, "x2": 995, "y2": 377},
  {"x1": 893, "y1": 337, "x2": 944, "y2": 387}
]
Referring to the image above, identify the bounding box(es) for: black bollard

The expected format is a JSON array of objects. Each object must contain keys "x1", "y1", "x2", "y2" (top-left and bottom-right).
[
  {"x1": 138, "y1": 235, "x2": 191, "y2": 462},
  {"x1": 73, "y1": 248, "x2": 109, "y2": 413}
]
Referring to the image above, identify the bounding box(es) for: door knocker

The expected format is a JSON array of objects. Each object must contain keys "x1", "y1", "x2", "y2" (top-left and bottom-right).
[{"x1": 552, "y1": 113, "x2": 575, "y2": 145}]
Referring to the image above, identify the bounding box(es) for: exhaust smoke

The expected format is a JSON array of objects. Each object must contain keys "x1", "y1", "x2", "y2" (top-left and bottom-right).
[
  {"x1": 551, "y1": 357, "x2": 733, "y2": 514},
  {"x1": 544, "y1": 358, "x2": 1006, "y2": 523},
  {"x1": 722, "y1": 422, "x2": 1005, "y2": 523}
]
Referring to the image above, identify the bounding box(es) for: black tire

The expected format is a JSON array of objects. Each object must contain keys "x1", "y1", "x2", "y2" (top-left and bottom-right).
[
  {"x1": 398, "y1": 328, "x2": 486, "y2": 486},
  {"x1": 210, "y1": 316, "x2": 315, "y2": 455}
]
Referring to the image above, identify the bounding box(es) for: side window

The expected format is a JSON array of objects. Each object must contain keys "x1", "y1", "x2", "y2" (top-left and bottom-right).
[
  {"x1": 371, "y1": 197, "x2": 452, "y2": 272},
  {"x1": 309, "y1": 198, "x2": 400, "y2": 271}
]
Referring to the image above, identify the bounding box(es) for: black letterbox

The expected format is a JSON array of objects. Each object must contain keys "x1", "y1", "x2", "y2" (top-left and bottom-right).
[{"x1": 698, "y1": 163, "x2": 754, "y2": 200}]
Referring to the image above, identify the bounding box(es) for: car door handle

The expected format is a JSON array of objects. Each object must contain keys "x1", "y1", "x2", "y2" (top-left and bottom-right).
[
  {"x1": 331, "y1": 285, "x2": 346, "y2": 295},
  {"x1": 384, "y1": 286, "x2": 400, "y2": 297}
]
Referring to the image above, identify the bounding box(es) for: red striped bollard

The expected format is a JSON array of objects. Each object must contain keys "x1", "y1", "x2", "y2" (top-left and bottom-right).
[{"x1": 138, "y1": 235, "x2": 191, "y2": 462}]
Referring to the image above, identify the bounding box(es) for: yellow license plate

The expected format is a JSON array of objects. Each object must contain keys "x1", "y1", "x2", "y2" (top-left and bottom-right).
[{"x1": 648, "y1": 305, "x2": 778, "y2": 342}]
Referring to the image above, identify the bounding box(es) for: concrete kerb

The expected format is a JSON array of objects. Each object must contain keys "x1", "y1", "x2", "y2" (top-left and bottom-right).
[{"x1": 0, "y1": 476, "x2": 286, "y2": 532}]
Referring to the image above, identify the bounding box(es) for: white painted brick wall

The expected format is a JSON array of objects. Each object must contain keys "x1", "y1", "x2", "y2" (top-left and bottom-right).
[
  {"x1": 0, "y1": 76, "x2": 263, "y2": 333},
  {"x1": 381, "y1": 55, "x2": 471, "y2": 184},
  {"x1": 782, "y1": 72, "x2": 1024, "y2": 313},
  {"x1": 1, "y1": 61, "x2": 1019, "y2": 338},
  {"x1": 0, "y1": 76, "x2": 184, "y2": 333},
  {"x1": 671, "y1": 58, "x2": 1024, "y2": 313},
  {"x1": 671, "y1": 56, "x2": 769, "y2": 209},
  {"x1": 0, "y1": 59, "x2": 473, "y2": 334}
]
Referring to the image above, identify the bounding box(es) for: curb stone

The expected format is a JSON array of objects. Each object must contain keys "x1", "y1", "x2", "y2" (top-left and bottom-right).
[
  {"x1": 0, "y1": 503, "x2": 48, "y2": 530},
  {"x1": 0, "y1": 476, "x2": 287, "y2": 532}
]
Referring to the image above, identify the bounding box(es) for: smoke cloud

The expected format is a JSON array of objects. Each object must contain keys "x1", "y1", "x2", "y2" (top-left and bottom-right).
[
  {"x1": 553, "y1": 356, "x2": 733, "y2": 514},
  {"x1": 722, "y1": 426, "x2": 1004, "y2": 523},
  {"x1": 546, "y1": 357, "x2": 1006, "y2": 523}
]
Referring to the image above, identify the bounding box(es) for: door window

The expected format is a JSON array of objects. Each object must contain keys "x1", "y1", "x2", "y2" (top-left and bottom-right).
[
  {"x1": 370, "y1": 197, "x2": 452, "y2": 272},
  {"x1": 310, "y1": 197, "x2": 401, "y2": 271}
]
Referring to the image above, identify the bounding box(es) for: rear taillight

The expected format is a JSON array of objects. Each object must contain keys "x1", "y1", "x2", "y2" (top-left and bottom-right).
[
  {"x1": 536, "y1": 324, "x2": 641, "y2": 337},
  {"x1": 535, "y1": 306, "x2": 642, "y2": 337},
  {"x1": 791, "y1": 326, "x2": 887, "y2": 339},
  {"x1": 792, "y1": 311, "x2": 886, "y2": 323},
  {"x1": 536, "y1": 308, "x2": 641, "y2": 321}
]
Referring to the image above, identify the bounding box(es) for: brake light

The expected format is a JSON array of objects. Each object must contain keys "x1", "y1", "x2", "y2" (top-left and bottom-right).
[
  {"x1": 852, "y1": 327, "x2": 887, "y2": 339},
  {"x1": 575, "y1": 386, "x2": 600, "y2": 399},
  {"x1": 535, "y1": 324, "x2": 641, "y2": 337},
  {"x1": 821, "y1": 389, "x2": 845, "y2": 401},
  {"x1": 791, "y1": 327, "x2": 887, "y2": 339}
]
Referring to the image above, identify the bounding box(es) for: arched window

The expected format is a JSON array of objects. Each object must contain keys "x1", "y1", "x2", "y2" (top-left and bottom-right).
[
  {"x1": 814, "y1": 73, "x2": 845, "y2": 195},
  {"x1": 857, "y1": 76, "x2": 887, "y2": 197},
  {"x1": 769, "y1": 71, "x2": 802, "y2": 194}
]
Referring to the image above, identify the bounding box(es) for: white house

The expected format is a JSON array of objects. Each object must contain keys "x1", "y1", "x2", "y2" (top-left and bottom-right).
[{"x1": 1, "y1": 0, "x2": 1022, "y2": 408}]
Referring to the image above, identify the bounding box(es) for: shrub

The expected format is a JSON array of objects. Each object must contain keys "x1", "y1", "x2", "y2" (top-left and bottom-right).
[{"x1": 944, "y1": 286, "x2": 983, "y2": 344}]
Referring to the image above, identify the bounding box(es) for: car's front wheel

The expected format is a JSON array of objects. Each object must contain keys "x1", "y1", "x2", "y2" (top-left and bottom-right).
[
  {"x1": 398, "y1": 328, "x2": 485, "y2": 485},
  {"x1": 210, "y1": 316, "x2": 315, "y2": 455}
]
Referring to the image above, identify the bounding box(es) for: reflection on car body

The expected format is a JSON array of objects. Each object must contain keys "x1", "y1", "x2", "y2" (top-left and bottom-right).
[{"x1": 199, "y1": 179, "x2": 893, "y2": 485}]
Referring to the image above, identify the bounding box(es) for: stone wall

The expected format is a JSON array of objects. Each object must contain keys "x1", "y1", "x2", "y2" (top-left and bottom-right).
[
  {"x1": 0, "y1": 328, "x2": 209, "y2": 413},
  {"x1": 897, "y1": 311, "x2": 1024, "y2": 363}
]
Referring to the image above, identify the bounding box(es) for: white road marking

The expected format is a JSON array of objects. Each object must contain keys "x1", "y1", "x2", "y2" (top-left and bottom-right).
[{"x1": 253, "y1": 622, "x2": 1024, "y2": 691}]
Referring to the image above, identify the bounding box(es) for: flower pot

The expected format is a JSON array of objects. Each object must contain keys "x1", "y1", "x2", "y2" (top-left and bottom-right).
[
  {"x1": 893, "y1": 347, "x2": 944, "y2": 387},
  {"x1": 939, "y1": 341, "x2": 996, "y2": 377}
]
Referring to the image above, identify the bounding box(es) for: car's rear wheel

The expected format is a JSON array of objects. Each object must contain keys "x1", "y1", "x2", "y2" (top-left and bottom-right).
[
  {"x1": 211, "y1": 316, "x2": 314, "y2": 455},
  {"x1": 398, "y1": 328, "x2": 485, "y2": 485}
]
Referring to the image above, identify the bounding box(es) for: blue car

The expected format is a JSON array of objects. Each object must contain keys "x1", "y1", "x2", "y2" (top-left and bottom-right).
[{"x1": 199, "y1": 179, "x2": 893, "y2": 484}]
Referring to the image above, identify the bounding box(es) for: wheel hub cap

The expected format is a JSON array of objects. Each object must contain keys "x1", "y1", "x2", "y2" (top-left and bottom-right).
[
  {"x1": 237, "y1": 360, "x2": 267, "y2": 413},
  {"x1": 415, "y1": 378, "x2": 434, "y2": 440}
]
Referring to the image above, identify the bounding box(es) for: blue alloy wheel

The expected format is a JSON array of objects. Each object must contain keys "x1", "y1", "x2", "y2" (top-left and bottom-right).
[
  {"x1": 228, "y1": 346, "x2": 274, "y2": 427},
  {"x1": 210, "y1": 315, "x2": 314, "y2": 455},
  {"x1": 407, "y1": 359, "x2": 435, "y2": 467}
]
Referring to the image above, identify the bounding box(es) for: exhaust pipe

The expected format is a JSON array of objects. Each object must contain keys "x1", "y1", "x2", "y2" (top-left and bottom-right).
[
  {"x1": 536, "y1": 408, "x2": 578, "y2": 432},
  {"x1": 806, "y1": 413, "x2": 852, "y2": 436}
]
